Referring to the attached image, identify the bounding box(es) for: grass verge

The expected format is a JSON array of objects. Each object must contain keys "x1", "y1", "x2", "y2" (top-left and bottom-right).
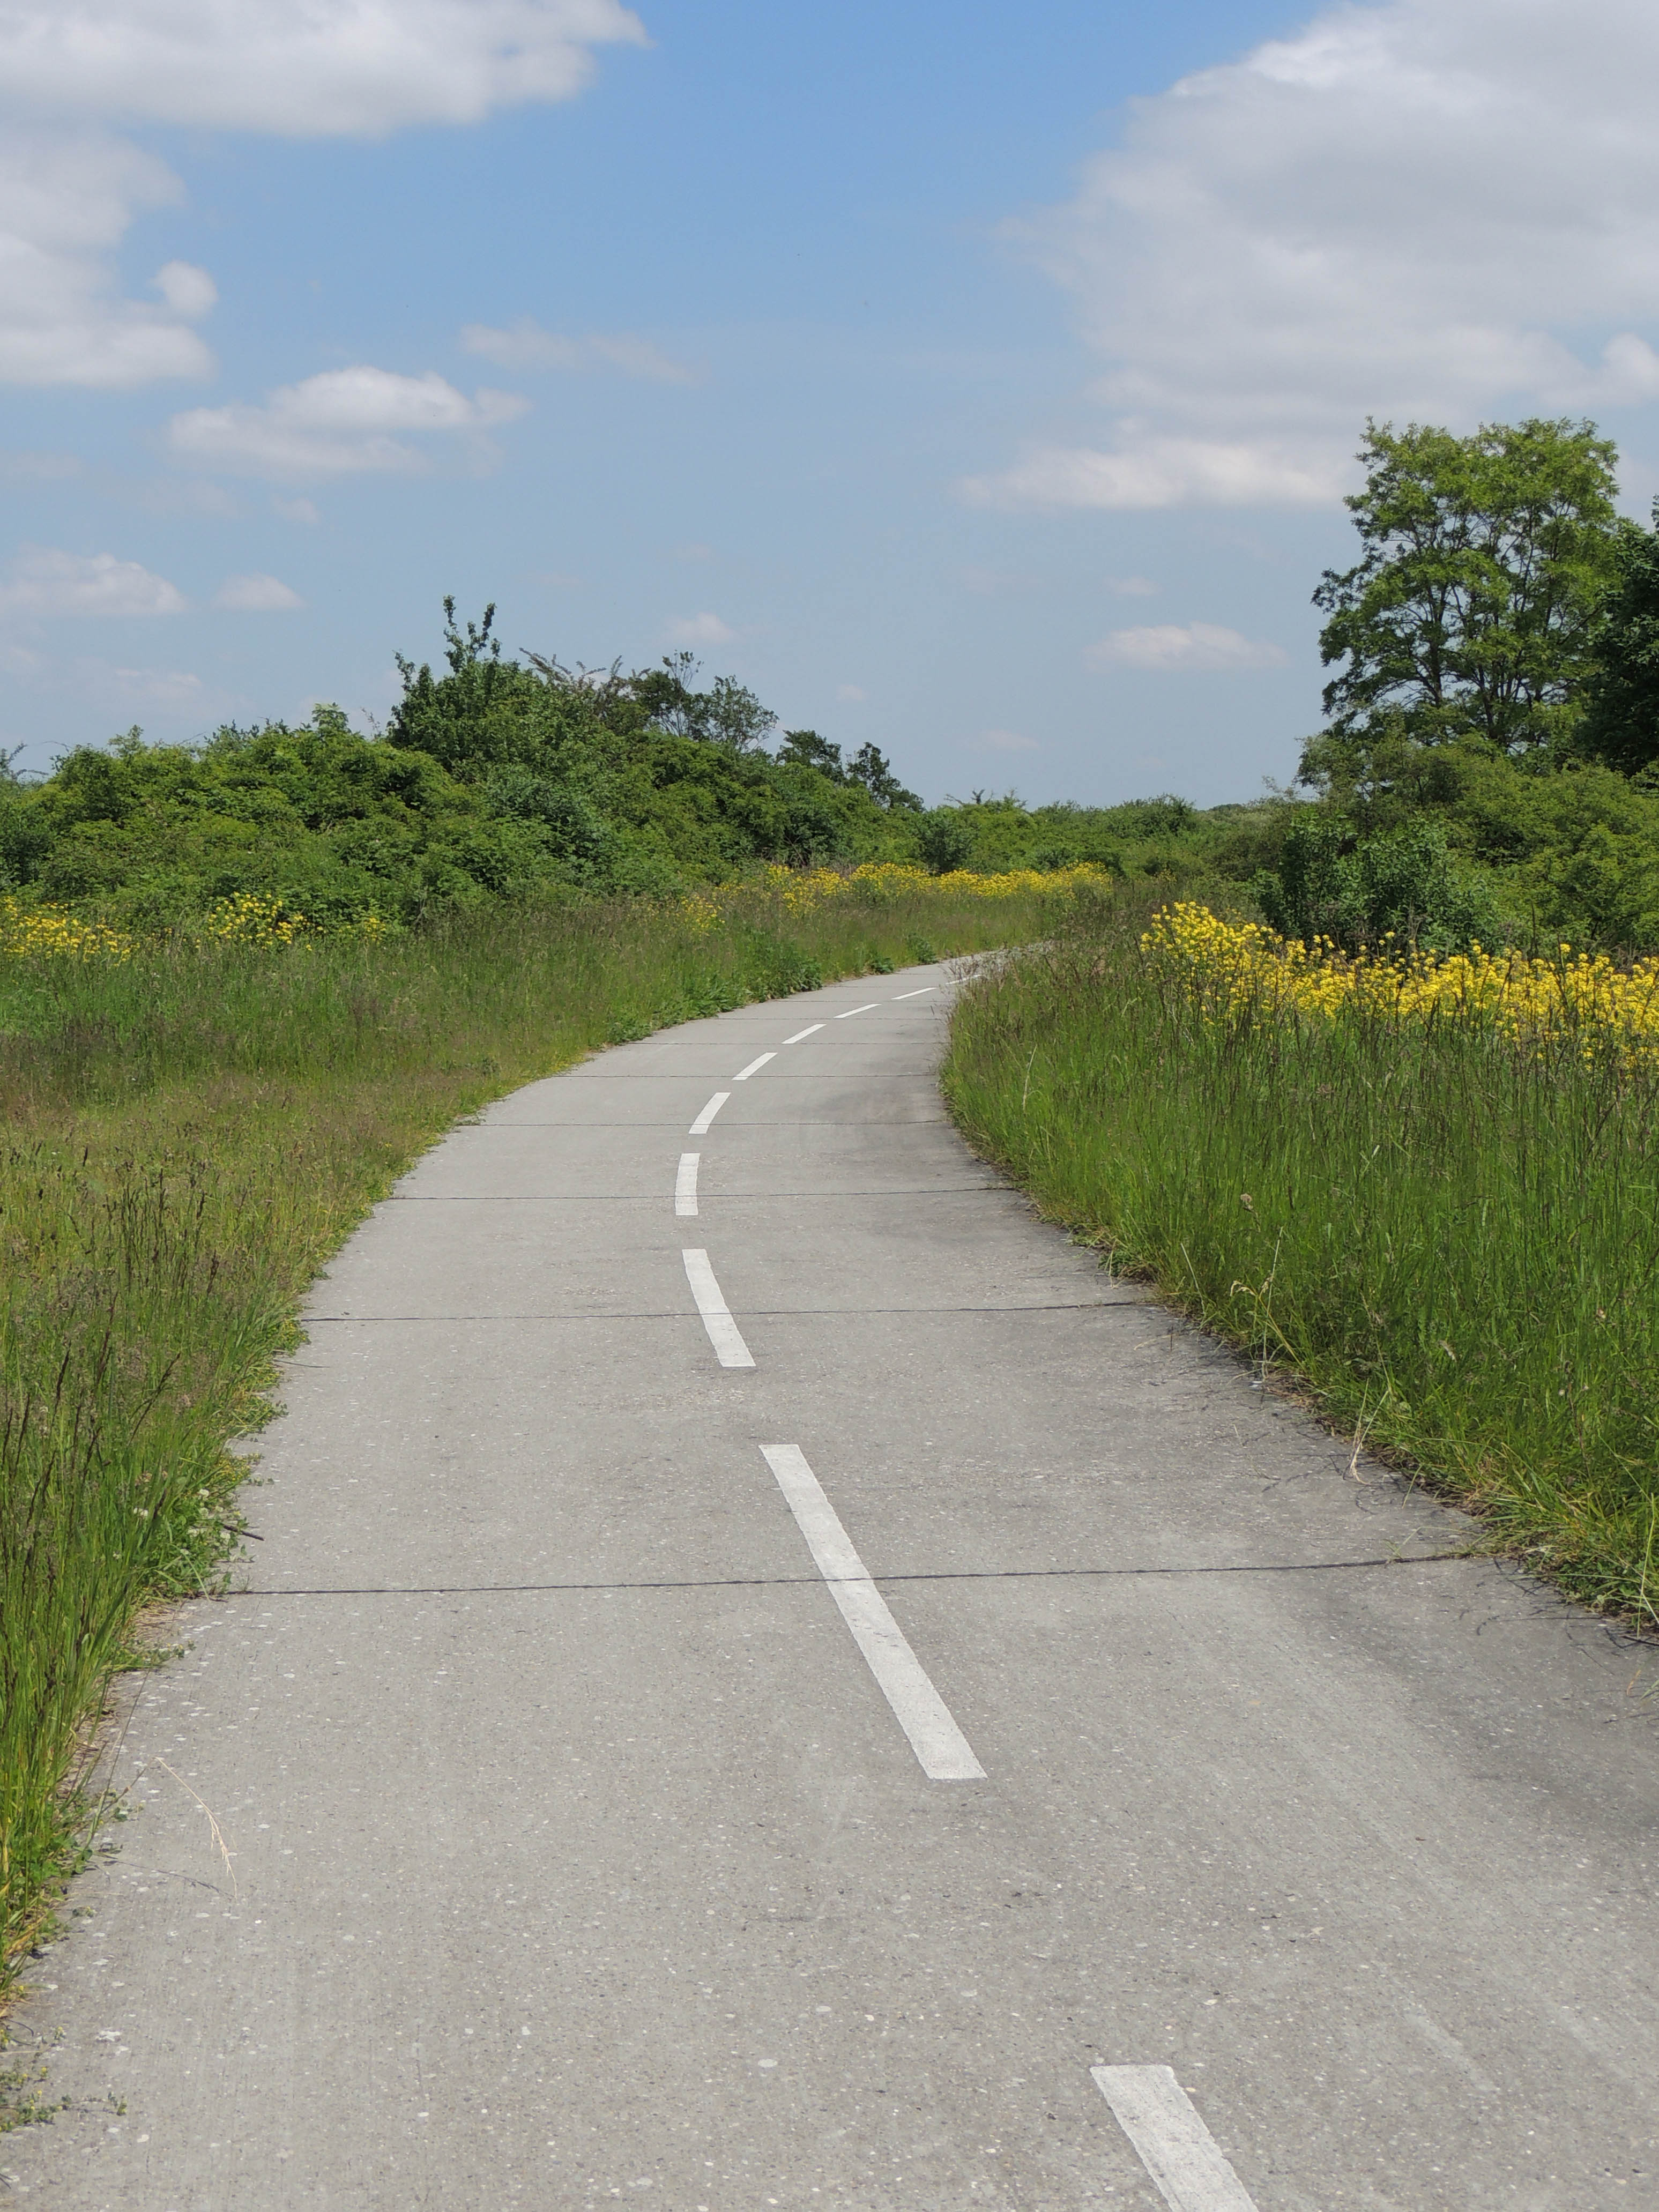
[
  {"x1": 0, "y1": 878, "x2": 1055, "y2": 1995},
  {"x1": 942, "y1": 889, "x2": 1659, "y2": 1633}
]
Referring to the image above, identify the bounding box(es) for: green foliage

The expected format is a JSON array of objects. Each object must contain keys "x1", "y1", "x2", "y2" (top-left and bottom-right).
[
  {"x1": 0, "y1": 594, "x2": 1336, "y2": 936},
  {"x1": 846, "y1": 742, "x2": 921, "y2": 811},
  {"x1": 2, "y1": 609, "x2": 951, "y2": 927},
  {"x1": 916, "y1": 806, "x2": 976, "y2": 874},
  {"x1": 1253, "y1": 811, "x2": 1501, "y2": 954},
  {"x1": 1581, "y1": 503, "x2": 1659, "y2": 774},
  {"x1": 908, "y1": 792, "x2": 1217, "y2": 878},
  {"x1": 1279, "y1": 413, "x2": 1659, "y2": 957},
  {"x1": 944, "y1": 899, "x2": 1659, "y2": 1632},
  {"x1": 1307, "y1": 416, "x2": 1620, "y2": 781},
  {"x1": 626, "y1": 650, "x2": 778, "y2": 751}
]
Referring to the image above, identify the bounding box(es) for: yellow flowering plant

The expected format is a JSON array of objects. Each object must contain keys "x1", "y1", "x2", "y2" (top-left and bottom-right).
[
  {"x1": 685, "y1": 860, "x2": 1110, "y2": 929},
  {"x1": 1143, "y1": 902, "x2": 1659, "y2": 1068}
]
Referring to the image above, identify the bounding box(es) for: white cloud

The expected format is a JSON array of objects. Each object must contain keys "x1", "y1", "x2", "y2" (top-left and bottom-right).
[
  {"x1": 966, "y1": 439, "x2": 1343, "y2": 513},
  {"x1": 1085, "y1": 623, "x2": 1288, "y2": 674},
  {"x1": 461, "y1": 318, "x2": 696, "y2": 383},
  {"x1": 273, "y1": 495, "x2": 320, "y2": 523},
  {"x1": 166, "y1": 366, "x2": 528, "y2": 479},
  {"x1": 976, "y1": 727, "x2": 1039, "y2": 753},
  {"x1": 666, "y1": 611, "x2": 734, "y2": 645},
  {"x1": 0, "y1": 4, "x2": 641, "y2": 389},
  {"x1": 981, "y1": 0, "x2": 1659, "y2": 509},
  {"x1": 836, "y1": 683, "x2": 867, "y2": 703},
  {"x1": 1105, "y1": 575, "x2": 1157, "y2": 597},
  {"x1": 0, "y1": 133, "x2": 214, "y2": 386},
  {"x1": 0, "y1": 2, "x2": 646, "y2": 136},
  {"x1": 0, "y1": 546, "x2": 186, "y2": 618},
  {"x1": 154, "y1": 260, "x2": 218, "y2": 318},
  {"x1": 214, "y1": 571, "x2": 303, "y2": 610}
]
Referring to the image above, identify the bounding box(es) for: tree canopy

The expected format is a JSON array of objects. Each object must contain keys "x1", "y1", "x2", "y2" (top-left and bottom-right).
[
  {"x1": 0, "y1": 602, "x2": 1214, "y2": 924},
  {"x1": 1303, "y1": 417, "x2": 1620, "y2": 792},
  {"x1": 1580, "y1": 503, "x2": 1659, "y2": 776}
]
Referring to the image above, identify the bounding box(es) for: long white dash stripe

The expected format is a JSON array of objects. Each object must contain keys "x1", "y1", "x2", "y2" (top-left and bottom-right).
[
  {"x1": 783, "y1": 1024, "x2": 823, "y2": 1043},
  {"x1": 760, "y1": 1444, "x2": 985, "y2": 1781},
  {"x1": 1091, "y1": 2068, "x2": 1259, "y2": 2212},
  {"x1": 733, "y1": 1052, "x2": 776, "y2": 1080},
  {"x1": 682, "y1": 1250, "x2": 755, "y2": 1368},
  {"x1": 893, "y1": 986, "x2": 938, "y2": 999},
  {"x1": 674, "y1": 1152, "x2": 700, "y2": 1218},
  {"x1": 689, "y1": 1091, "x2": 730, "y2": 1135},
  {"x1": 835, "y1": 1003, "x2": 879, "y2": 1019}
]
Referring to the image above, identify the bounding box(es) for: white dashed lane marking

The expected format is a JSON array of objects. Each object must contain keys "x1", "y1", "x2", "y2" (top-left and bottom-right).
[
  {"x1": 674, "y1": 1153, "x2": 699, "y2": 1218},
  {"x1": 892, "y1": 986, "x2": 938, "y2": 999},
  {"x1": 734, "y1": 1053, "x2": 776, "y2": 1080},
  {"x1": 682, "y1": 1249, "x2": 755, "y2": 1369},
  {"x1": 689, "y1": 1092, "x2": 730, "y2": 1135},
  {"x1": 835, "y1": 1003, "x2": 879, "y2": 1019},
  {"x1": 783, "y1": 1024, "x2": 823, "y2": 1043},
  {"x1": 760, "y1": 1444, "x2": 985, "y2": 1782},
  {"x1": 1092, "y1": 2067, "x2": 1260, "y2": 2211}
]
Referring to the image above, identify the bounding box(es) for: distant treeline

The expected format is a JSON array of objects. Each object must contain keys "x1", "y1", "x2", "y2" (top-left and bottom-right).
[
  {"x1": 0, "y1": 603, "x2": 1242, "y2": 933},
  {"x1": 15, "y1": 406, "x2": 1659, "y2": 953}
]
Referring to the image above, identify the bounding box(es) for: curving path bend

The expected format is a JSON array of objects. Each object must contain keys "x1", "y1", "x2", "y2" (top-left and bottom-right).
[{"x1": 5, "y1": 962, "x2": 1657, "y2": 2210}]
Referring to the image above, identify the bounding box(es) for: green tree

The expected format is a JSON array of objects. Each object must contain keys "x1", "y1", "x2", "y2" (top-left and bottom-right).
[
  {"x1": 1581, "y1": 502, "x2": 1659, "y2": 774},
  {"x1": 916, "y1": 807, "x2": 974, "y2": 874},
  {"x1": 1304, "y1": 417, "x2": 1620, "y2": 787},
  {"x1": 1253, "y1": 811, "x2": 1499, "y2": 955},
  {"x1": 776, "y1": 729, "x2": 845, "y2": 778},
  {"x1": 846, "y1": 742, "x2": 920, "y2": 811},
  {"x1": 630, "y1": 653, "x2": 777, "y2": 751}
]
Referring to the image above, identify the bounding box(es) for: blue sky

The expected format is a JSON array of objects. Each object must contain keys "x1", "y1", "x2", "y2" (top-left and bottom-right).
[{"x1": 4, "y1": 1, "x2": 1658, "y2": 805}]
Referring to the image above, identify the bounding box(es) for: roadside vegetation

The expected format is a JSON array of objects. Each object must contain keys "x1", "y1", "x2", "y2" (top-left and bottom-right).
[
  {"x1": 0, "y1": 604, "x2": 1226, "y2": 930},
  {"x1": 946, "y1": 412, "x2": 1659, "y2": 1640},
  {"x1": 944, "y1": 887, "x2": 1659, "y2": 1628}
]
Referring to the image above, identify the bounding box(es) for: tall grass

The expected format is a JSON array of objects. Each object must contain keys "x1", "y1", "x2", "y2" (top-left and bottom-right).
[
  {"x1": 0, "y1": 881, "x2": 1053, "y2": 1990},
  {"x1": 943, "y1": 890, "x2": 1659, "y2": 1629}
]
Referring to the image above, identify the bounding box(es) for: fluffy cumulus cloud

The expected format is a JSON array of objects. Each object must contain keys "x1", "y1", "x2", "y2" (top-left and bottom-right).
[
  {"x1": 166, "y1": 367, "x2": 529, "y2": 479},
  {"x1": 0, "y1": 1, "x2": 645, "y2": 136},
  {"x1": 214, "y1": 571, "x2": 303, "y2": 610},
  {"x1": 462, "y1": 319, "x2": 696, "y2": 384},
  {"x1": 1085, "y1": 624, "x2": 1287, "y2": 674},
  {"x1": 0, "y1": 546, "x2": 187, "y2": 618},
  {"x1": 972, "y1": 0, "x2": 1659, "y2": 510},
  {"x1": 0, "y1": 2, "x2": 643, "y2": 388},
  {"x1": 0, "y1": 135, "x2": 215, "y2": 386}
]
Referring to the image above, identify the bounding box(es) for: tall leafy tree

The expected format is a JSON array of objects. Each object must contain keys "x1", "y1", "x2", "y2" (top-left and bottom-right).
[
  {"x1": 1303, "y1": 417, "x2": 1619, "y2": 788},
  {"x1": 631, "y1": 652, "x2": 777, "y2": 751},
  {"x1": 847, "y1": 742, "x2": 920, "y2": 811},
  {"x1": 1580, "y1": 503, "x2": 1659, "y2": 774},
  {"x1": 776, "y1": 729, "x2": 845, "y2": 778}
]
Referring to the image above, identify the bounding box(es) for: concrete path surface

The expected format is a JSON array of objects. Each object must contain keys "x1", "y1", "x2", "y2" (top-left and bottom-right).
[{"x1": 5, "y1": 962, "x2": 1657, "y2": 2210}]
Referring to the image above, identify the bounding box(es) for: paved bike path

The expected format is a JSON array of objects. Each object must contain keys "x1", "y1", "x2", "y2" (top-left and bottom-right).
[{"x1": 5, "y1": 963, "x2": 1656, "y2": 2209}]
